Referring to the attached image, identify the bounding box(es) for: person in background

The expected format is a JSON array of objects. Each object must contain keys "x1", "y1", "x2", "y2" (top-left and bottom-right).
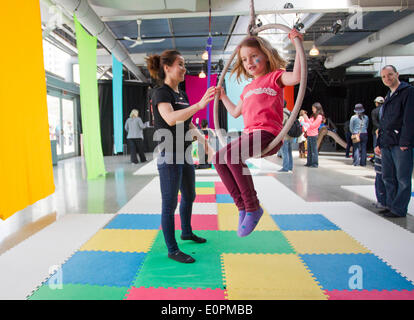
[
  {"x1": 297, "y1": 110, "x2": 307, "y2": 159},
  {"x1": 375, "y1": 65, "x2": 414, "y2": 218},
  {"x1": 343, "y1": 120, "x2": 352, "y2": 158},
  {"x1": 197, "y1": 119, "x2": 215, "y2": 169},
  {"x1": 350, "y1": 103, "x2": 369, "y2": 166},
  {"x1": 371, "y1": 96, "x2": 384, "y2": 151},
  {"x1": 279, "y1": 105, "x2": 294, "y2": 172},
  {"x1": 302, "y1": 102, "x2": 324, "y2": 168},
  {"x1": 373, "y1": 139, "x2": 387, "y2": 210},
  {"x1": 125, "y1": 109, "x2": 147, "y2": 164}
]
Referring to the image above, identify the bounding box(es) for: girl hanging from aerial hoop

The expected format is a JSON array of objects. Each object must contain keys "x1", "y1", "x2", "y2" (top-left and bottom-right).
[{"x1": 213, "y1": 28, "x2": 304, "y2": 237}]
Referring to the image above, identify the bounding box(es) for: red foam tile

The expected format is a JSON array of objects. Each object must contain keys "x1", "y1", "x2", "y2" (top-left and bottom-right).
[
  {"x1": 215, "y1": 182, "x2": 229, "y2": 194},
  {"x1": 173, "y1": 214, "x2": 218, "y2": 230},
  {"x1": 178, "y1": 194, "x2": 216, "y2": 203},
  {"x1": 126, "y1": 287, "x2": 227, "y2": 300},
  {"x1": 326, "y1": 290, "x2": 414, "y2": 300}
]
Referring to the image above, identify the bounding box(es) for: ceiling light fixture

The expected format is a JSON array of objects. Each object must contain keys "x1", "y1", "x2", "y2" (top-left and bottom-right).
[
  {"x1": 309, "y1": 44, "x2": 319, "y2": 56},
  {"x1": 199, "y1": 70, "x2": 206, "y2": 78},
  {"x1": 202, "y1": 50, "x2": 209, "y2": 60}
]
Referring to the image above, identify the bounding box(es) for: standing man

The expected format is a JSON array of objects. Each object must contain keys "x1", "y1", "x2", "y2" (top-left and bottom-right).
[
  {"x1": 375, "y1": 65, "x2": 414, "y2": 218},
  {"x1": 371, "y1": 96, "x2": 384, "y2": 151}
]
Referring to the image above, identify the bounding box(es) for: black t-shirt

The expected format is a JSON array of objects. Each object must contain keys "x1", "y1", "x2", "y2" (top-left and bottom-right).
[{"x1": 151, "y1": 84, "x2": 193, "y2": 155}]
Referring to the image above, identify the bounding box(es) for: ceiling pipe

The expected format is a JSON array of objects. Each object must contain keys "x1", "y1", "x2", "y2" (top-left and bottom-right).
[
  {"x1": 51, "y1": 0, "x2": 148, "y2": 82},
  {"x1": 324, "y1": 12, "x2": 414, "y2": 69}
]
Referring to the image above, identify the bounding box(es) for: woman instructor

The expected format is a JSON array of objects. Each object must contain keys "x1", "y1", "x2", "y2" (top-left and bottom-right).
[{"x1": 146, "y1": 50, "x2": 215, "y2": 263}]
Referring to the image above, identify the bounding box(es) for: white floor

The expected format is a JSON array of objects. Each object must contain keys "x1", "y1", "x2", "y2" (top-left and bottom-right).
[{"x1": 1, "y1": 156, "x2": 413, "y2": 299}]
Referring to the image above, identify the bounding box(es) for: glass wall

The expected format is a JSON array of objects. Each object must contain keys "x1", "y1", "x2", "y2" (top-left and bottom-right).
[{"x1": 47, "y1": 90, "x2": 78, "y2": 159}]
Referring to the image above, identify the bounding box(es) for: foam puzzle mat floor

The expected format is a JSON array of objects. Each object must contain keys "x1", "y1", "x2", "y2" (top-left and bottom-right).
[{"x1": 25, "y1": 176, "x2": 414, "y2": 300}]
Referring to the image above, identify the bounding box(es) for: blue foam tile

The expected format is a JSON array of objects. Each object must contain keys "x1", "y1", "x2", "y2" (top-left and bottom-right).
[
  {"x1": 271, "y1": 214, "x2": 340, "y2": 231},
  {"x1": 59, "y1": 251, "x2": 146, "y2": 287},
  {"x1": 300, "y1": 253, "x2": 414, "y2": 291},
  {"x1": 216, "y1": 194, "x2": 234, "y2": 203},
  {"x1": 104, "y1": 214, "x2": 161, "y2": 230}
]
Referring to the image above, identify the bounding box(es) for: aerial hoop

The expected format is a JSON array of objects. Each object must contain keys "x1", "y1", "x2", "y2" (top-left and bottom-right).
[{"x1": 213, "y1": 23, "x2": 307, "y2": 157}]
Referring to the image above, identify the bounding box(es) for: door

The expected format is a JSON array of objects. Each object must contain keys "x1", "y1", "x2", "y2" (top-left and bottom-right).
[
  {"x1": 46, "y1": 91, "x2": 78, "y2": 160},
  {"x1": 62, "y1": 97, "x2": 76, "y2": 156}
]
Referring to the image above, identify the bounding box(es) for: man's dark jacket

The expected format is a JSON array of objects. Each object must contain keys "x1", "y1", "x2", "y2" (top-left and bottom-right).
[{"x1": 377, "y1": 81, "x2": 414, "y2": 148}]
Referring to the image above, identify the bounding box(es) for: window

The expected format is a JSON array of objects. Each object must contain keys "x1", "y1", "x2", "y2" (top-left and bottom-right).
[{"x1": 43, "y1": 39, "x2": 71, "y2": 78}]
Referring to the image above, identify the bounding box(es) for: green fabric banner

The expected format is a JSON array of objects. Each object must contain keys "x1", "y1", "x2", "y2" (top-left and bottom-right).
[{"x1": 74, "y1": 16, "x2": 106, "y2": 179}]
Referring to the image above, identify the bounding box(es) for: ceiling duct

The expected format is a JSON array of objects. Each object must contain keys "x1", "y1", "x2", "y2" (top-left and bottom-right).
[
  {"x1": 325, "y1": 12, "x2": 414, "y2": 69},
  {"x1": 51, "y1": 0, "x2": 148, "y2": 82}
]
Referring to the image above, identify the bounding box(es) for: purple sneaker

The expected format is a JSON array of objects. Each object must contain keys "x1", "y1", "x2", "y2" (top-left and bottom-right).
[
  {"x1": 238, "y1": 207, "x2": 263, "y2": 237},
  {"x1": 238, "y1": 210, "x2": 246, "y2": 229}
]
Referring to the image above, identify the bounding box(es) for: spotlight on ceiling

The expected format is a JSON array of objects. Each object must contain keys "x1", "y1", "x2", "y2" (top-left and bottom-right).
[
  {"x1": 284, "y1": 3, "x2": 294, "y2": 9},
  {"x1": 331, "y1": 20, "x2": 343, "y2": 34},
  {"x1": 309, "y1": 44, "x2": 320, "y2": 56}
]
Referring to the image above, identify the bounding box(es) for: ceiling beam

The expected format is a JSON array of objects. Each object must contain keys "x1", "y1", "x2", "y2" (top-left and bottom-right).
[{"x1": 96, "y1": 0, "x2": 412, "y2": 21}]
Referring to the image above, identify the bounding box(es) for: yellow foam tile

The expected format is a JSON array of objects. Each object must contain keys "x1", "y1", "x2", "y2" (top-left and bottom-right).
[
  {"x1": 80, "y1": 229, "x2": 158, "y2": 253},
  {"x1": 179, "y1": 187, "x2": 215, "y2": 195},
  {"x1": 222, "y1": 253, "x2": 326, "y2": 300},
  {"x1": 283, "y1": 230, "x2": 371, "y2": 254},
  {"x1": 217, "y1": 204, "x2": 279, "y2": 231},
  {"x1": 226, "y1": 287, "x2": 327, "y2": 300}
]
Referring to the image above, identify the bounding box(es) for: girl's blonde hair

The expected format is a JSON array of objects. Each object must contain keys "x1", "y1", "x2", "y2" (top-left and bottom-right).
[
  {"x1": 130, "y1": 109, "x2": 139, "y2": 118},
  {"x1": 230, "y1": 36, "x2": 287, "y2": 83}
]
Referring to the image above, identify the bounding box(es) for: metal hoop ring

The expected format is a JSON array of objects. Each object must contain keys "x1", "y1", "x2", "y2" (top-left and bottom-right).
[{"x1": 213, "y1": 23, "x2": 307, "y2": 157}]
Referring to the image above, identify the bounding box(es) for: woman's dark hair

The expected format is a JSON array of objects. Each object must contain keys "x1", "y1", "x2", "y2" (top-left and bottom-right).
[
  {"x1": 146, "y1": 50, "x2": 182, "y2": 82},
  {"x1": 201, "y1": 119, "x2": 208, "y2": 128},
  {"x1": 311, "y1": 102, "x2": 324, "y2": 119}
]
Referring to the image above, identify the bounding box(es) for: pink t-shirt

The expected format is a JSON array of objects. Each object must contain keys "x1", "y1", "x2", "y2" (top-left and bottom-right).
[
  {"x1": 240, "y1": 70, "x2": 285, "y2": 137},
  {"x1": 304, "y1": 114, "x2": 322, "y2": 137}
]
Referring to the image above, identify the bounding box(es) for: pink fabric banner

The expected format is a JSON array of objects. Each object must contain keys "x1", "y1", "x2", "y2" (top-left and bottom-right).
[{"x1": 185, "y1": 74, "x2": 218, "y2": 129}]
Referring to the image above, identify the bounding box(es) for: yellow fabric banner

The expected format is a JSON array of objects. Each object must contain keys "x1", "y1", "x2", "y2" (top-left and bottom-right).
[{"x1": 0, "y1": 1, "x2": 55, "y2": 220}]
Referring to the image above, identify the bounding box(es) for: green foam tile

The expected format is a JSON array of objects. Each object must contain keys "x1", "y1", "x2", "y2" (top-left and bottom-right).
[
  {"x1": 28, "y1": 284, "x2": 129, "y2": 300},
  {"x1": 133, "y1": 250, "x2": 224, "y2": 290},
  {"x1": 150, "y1": 230, "x2": 295, "y2": 255},
  {"x1": 195, "y1": 181, "x2": 215, "y2": 188}
]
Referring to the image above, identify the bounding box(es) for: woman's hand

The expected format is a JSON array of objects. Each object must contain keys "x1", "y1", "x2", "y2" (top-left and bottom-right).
[
  {"x1": 288, "y1": 28, "x2": 304, "y2": 43},
  {"x1": 197, "y1": 87, "x2": 216, "y2": 110}
]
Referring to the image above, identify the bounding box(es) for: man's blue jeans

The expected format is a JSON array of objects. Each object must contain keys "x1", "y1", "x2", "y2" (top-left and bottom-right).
[
  {"x1": 281, "y1": 139, "x2": 293, "y2": 171},
  {"x1": 157, "y1": 158, "x2": 195, "y2": 254},
  {"x1": 381, "y1": 146, "x2": 413, "y2": 216}
]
